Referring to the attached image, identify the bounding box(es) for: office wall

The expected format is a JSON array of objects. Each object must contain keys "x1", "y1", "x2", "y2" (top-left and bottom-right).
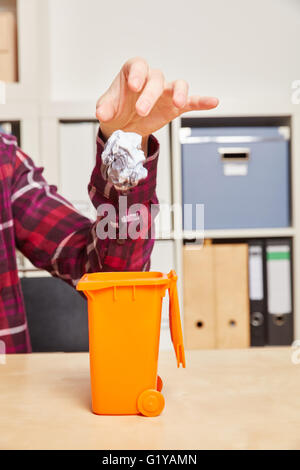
[{"x1": 48, "y1": 0, "x2": 300, "y2": 104}]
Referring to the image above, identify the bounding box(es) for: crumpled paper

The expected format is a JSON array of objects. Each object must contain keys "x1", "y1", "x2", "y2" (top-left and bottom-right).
[{"x1": 101, "y1": 130, "x2": 148, "y2": 191}]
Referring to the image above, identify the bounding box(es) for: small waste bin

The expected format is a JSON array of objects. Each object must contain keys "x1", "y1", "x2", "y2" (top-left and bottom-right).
[{"x1": 77, "y1": 270, "x2": 185, "y2": 417}]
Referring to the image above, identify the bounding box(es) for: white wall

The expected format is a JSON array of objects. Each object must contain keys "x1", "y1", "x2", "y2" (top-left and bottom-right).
[{"x1": 48, "y1": 0, "x2": 300, "y2": 104}]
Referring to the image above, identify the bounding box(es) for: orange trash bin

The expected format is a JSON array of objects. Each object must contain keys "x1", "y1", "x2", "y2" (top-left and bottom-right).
[{"x1": 76, "y1": 270, "x2": 185, "y2": 417}]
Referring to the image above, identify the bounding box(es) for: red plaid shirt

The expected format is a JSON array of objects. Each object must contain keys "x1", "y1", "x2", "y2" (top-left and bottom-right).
[{"x1": 0, "y1": 131, "x2": 159, "y2": 353}]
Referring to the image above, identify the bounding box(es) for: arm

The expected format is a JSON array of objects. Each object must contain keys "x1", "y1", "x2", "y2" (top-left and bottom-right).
[
  {"x1": 12, "y1": 132, "x2": 159, "y2": 286},
  {"x1": 13, "y1": 57, "x2": 218, "y2": 285}
]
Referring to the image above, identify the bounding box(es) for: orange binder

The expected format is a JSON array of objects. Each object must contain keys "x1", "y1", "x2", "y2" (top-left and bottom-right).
[
  {"x1": 183, "y1": 243, "x2": 250, "y2": 349},
  {"x1": 215, "y1": 244, "x2": 250, "y2": 349},
  {"x1": 183, "y1": 244, "x2": 216, "y2": 349}
]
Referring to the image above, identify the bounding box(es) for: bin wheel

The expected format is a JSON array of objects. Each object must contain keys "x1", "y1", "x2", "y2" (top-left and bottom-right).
[
  {"x1": 157, "y1": 375, "x2": 163, "y2": 392},
  {"x1": 137, "y1": 389, "x2": 165, "y2": 417}
]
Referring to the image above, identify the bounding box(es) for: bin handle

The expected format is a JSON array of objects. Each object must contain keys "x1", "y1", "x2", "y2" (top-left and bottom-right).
[{"x1": 168, "y1": 270, "x2": 186, "y2": 368}]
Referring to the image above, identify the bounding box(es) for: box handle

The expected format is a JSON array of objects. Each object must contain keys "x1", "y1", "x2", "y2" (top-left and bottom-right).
[
  {"x1": 218, "y1": 147, "x2": 250, "y2": 161},
  {"x1": 168, "y1": 270, "x2": 186, "y2": 368}
]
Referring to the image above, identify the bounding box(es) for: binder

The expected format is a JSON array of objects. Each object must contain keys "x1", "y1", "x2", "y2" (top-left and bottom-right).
[
  {"x1": 183, "y1": 243, "x2": 250, "y2": 349},
  {"x1": 248, "y1": 240, "x2": 266, "y2": 346},
  {"x1": 0, "y1": 12, "x2": 18, "y2": 82},
  {"x1": 266, "y1": 239, "x2": 293, "y2": 345},
  {"x1": 215, "y1": 244, "x2": 250, "y2": 349},
  {"x1": 183, "y1": 244, "x2": 216, "y2": 349}
]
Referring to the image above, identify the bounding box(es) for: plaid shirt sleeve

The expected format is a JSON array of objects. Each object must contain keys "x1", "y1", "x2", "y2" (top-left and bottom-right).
[{"x1": 12, "y1": 131, "x2": 159, "y2": 286}]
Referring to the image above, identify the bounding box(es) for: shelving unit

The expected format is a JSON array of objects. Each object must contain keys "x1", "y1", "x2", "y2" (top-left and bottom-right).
[
  {"x1": 171, "y1": 106, "x2": 300, "y2": 341},
  {"x1": 2, "y1": 0, "x2": 40, "y2": 101},
  {"x1": 0, "y1": 0, "x2": 40, "y2": 160},
  {"x1": 1, "y1": 0, "x2": 300, "y2": 347}
]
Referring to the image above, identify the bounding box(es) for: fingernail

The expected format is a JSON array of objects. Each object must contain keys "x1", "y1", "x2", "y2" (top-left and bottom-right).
[
  {"x1": 175, "y1": 93, "x2": 186, "y2": 107},
  {"x1": 138, "y1": 99, "x2": 150, "y2": 115},
  {"x1": 131, "y1": 77, "x2": 141, "y2": 91}
]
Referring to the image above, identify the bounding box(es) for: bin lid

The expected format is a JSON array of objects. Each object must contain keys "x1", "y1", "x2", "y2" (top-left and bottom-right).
[
  {"x1": 168, "y1": 271, "x2": 186, "y2": 368},
  {"x1": 77, "y1": 271, "x2": 170, "y2": 291}
]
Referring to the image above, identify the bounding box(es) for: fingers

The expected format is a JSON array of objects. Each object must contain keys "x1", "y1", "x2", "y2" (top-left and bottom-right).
[
  {"x1": 124, "y1": 57, "x2": 149, "y2": 93},
  {"x1": 96, "y1": 57, "x2": 149, "y2": 122},
  {"x1": 172, "y1": 80, "x2": 189, "y2": 108},
  {"x1": 135, "y1": 69, "x2": 165, "y2": 117},
  {"x1": 96, "y1": 56, "x2": 219, "y2": 124},
  {"x1": 182, "y1": 95, "x2": 219, "y2": 113}
]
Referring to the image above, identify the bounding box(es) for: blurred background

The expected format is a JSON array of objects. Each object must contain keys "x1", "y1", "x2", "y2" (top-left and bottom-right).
[{"x1": 1, "y1": 0, "x2": 300, "y2": 353}]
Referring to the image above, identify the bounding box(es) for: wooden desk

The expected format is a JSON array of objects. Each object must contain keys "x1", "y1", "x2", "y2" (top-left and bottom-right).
[{"x1": 1, "y1": 348, "x2": 300, "y2": 450}]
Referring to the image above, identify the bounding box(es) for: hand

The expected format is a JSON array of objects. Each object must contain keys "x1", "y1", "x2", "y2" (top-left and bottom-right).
[{"x1": 96, "y1": 57, "x2": 219, "y2": 149}]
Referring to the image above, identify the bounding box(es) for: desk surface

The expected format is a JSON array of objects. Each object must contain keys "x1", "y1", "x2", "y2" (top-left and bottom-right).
[{"x1": 1, "y1": 348, "x2": 300, "y2": 450}]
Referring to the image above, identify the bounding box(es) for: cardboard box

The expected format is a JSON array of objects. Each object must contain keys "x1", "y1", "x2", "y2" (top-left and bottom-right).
[{"x1": 0, "y1": 11, "x2": 18, "y2": 82}]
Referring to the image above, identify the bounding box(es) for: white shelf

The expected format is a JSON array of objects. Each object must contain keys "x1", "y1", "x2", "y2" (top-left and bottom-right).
[
  {"x1": 184, "y1": 227, "x2": 296, "y2": 240},
  {"x1": 180, "y1": 101, "x2": 296, "y2": 119},
  {"x1": 0, "y1": 102, "x2": 39, "y2": 119},
  {"x1": 40, "y1": 101, "x2": 96, "y2": 119}
]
